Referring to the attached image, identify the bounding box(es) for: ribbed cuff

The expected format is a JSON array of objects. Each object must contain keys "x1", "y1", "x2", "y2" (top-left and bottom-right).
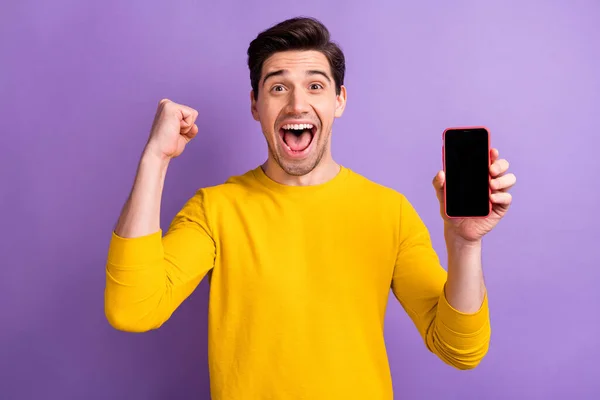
[
  {"x1": 436, "y1": 286, "x2": 490, "y2": 340},
  {"x1": 107, "y1": 230, "x2": 164, "y2": 267}
]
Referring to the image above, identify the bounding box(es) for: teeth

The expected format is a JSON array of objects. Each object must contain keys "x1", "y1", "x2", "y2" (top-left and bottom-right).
[{"x1": 282, "y1": 123, "x2": 314, "y2": 130}]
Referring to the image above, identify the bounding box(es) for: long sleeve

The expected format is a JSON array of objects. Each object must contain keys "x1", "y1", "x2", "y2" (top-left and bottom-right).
[
  {"x1": 104, "y1": 189, "x2": 216, "y2": 332},
  {"x1": 391, "y1": 195, "x2": 491, "y2": 370}
]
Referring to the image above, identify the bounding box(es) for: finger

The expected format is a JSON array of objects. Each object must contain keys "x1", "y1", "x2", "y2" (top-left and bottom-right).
[
  {"x1": 490, "y1": 158, "x2": 509, "y2": 177},
  {"x1": 179, "y1": 108, "x2": 198, "y2": 132},
  {"x1": 179, "y1": 107, "x2": 196, "y2": 124},
  {"x1": 432, "y1": 171, "x2": 445, "y2": 205},
  {"x1": 182, "y1": 121, "x2": 199, "y2": 137},
  {"x1": 490, "y1": 192, "x2": 512, "y2": 205},
  {"x1": 490, "y1": 172, "x2": 516, "y2": 191},
  {"x1": 490, "y1": 148, "x2": 499, "y2": 164},
  {"x1": 432, "y1": 170, "x2": 445, "y2": 191},
  {"x1": 185, "y1": 124, "x2": 199, "y2": 140},
  {"x1": 184, "y1": 107, "x2": 198, "y2": 123}
]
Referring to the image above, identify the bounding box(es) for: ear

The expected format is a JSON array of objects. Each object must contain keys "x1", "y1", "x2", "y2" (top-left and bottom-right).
[
  {"x1": 250, "y1": 90, "x2": 260, "y2": 121},
  {"x1": 334, "y1": 85, "x2": 347, "y2": 118}
]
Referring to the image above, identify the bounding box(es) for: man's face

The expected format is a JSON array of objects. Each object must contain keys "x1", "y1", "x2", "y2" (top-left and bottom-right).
[{"x1": 251, "y1": 50, "x2": 346, "y2": 177}]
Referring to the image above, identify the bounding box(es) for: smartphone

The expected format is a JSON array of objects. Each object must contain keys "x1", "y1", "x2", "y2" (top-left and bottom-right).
[{"x1": 442, "y1": 126, "x2": 491, "y2": 218}]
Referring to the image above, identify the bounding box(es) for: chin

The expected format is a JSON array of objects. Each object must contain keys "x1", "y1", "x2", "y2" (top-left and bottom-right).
[
  {"x1": 278, "y1": 158, "x2": 320, "y2": 176},
  {"x1": 274, "y1": 139, "x2": 328, "y2": 177},
  {"x1": 265, "y1": 119, "x2": 331, "y2": 176}
]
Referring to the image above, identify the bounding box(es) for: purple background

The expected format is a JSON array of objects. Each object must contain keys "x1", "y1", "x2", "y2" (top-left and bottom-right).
[{"x1": 2, "y1": 1, "x2": 599, "y2": 399}]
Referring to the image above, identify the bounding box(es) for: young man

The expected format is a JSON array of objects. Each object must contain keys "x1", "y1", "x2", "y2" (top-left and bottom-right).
[{"x1": 105, "y1": 17, "x2": 516, "y2": 399}]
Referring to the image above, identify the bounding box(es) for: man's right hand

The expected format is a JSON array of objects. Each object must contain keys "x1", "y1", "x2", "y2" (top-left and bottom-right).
[{"x1": 144, "y1": 99, "x2": 199, "y2": 160}]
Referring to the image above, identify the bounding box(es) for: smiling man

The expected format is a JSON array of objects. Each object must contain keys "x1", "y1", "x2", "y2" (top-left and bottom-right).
[
  {"x1": 249, "y1": 34, "x2": 346, "y2": 184},
  {"x1": 105, "y1": 17, "x2": 516, "y2": 399}
]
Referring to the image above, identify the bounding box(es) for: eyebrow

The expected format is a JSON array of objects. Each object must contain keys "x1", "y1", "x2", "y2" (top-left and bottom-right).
[{"x1": 262, "y1": 69, "x2": 332, "y2": 86}]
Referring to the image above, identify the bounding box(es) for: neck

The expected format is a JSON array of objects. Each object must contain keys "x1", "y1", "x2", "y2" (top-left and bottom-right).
[{"x1": 261, "y1": 155, "x2": 340, "y2": 187}]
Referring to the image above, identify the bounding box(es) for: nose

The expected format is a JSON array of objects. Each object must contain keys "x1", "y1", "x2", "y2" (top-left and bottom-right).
[{"x1": 286, "y1": 88, "x2": 310, "y2": 114}]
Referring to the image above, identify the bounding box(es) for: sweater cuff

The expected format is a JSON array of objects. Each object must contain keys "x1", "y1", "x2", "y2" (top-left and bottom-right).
[
  {"x1": 436, "y1": 285, "x2": 490, "y2": 338},
  {"x1": 107, "y1": 230, "x2": 164, "y2": 267}
]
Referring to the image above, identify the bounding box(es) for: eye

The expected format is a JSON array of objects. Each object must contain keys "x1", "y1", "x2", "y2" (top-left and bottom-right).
[
  {"x1": 309, "y1": 83, "x2": 324, "y2": 90},
  {"x1": 271, "y1": 84, "x2": 286, "y2": 92}
]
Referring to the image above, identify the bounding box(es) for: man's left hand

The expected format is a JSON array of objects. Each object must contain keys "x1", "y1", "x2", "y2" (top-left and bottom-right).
[{"x1": 432, "y1": 148, "x2": 516, "y2": 242}]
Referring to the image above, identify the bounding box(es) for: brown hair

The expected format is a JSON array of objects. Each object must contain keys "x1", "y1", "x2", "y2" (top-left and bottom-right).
[{"x1": 247, "y1": 17, "x2": 345, "y2": 100}]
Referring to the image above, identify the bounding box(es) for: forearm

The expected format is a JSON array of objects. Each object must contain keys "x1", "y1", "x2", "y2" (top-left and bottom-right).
[
  {"x1": 107, "y1": 148, "x2": 172, "y2": 331},
  {"x1": 391, "y1": 196, "x2": 490, "y2": 369},
  {"x1": 443, "y1": 227, "x2": 486, "y2": 313},
  {"x1": 115, "y1": 148, "x2": 170, "y2": 238},
  {"x1": 426, "y1": 227, "x2": 489, "y2": 369}
]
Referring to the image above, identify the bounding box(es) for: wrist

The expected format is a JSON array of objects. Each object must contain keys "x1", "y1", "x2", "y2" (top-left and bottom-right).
[
  {"x1": 141, "y1": 144, "x2": 171, "y2": 170},
  {"x1": 444, "y1": 226, "x2": 482, "y2": 251},
  {"x1": 135, "y1": 146, "x2": 171, "y2": 188}
]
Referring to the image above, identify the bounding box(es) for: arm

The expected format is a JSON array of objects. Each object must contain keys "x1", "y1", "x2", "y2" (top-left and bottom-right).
[
  {"x1": 444, "y1": 228, "x2": 486, "y2": 313},
  {"x1": 391, "y1": 195, "x2": 490, "y2": 370},
  {"x1": 105, "y1": 151, "x2": 215, "y2": 332},
  {"x1": 104, "y1": 99, "x2": 215, "y2": 332},
  {"x1": 114, "y1": 150, "x2": 169, "y2": 238}
]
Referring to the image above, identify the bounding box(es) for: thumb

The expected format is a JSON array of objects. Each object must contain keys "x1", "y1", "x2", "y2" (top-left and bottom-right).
[{"x1": 432, "y1": 171, "x2": 445, "y2": 201}]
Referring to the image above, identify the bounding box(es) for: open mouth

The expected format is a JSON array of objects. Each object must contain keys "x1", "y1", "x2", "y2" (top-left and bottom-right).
[{"x1": 278, "y1": 123, "x2": 317, "y2": 154}]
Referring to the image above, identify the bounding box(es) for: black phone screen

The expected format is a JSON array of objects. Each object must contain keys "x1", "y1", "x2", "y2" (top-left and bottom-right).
[{"x1": 444, "y1": 128, "x2": 490, "y2": 217}]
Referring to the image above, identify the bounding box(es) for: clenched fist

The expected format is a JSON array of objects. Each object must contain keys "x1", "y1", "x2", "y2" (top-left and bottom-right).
[{"x1": 144, "y1": 99, "x2": 199, "y2": 160}]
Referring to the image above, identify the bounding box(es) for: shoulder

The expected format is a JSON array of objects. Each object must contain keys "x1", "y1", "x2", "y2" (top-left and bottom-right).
[
  {"x1": 184, "y1": 167, "x2": 264, "y2": 207},
  {"x1": 344, "y1": 167, "x2": 408, "y2": 205},
  {"x1": 344, "y1": 167, "x2": 427, "y2": 226},
  {"x1": 172, "y1": 168, "x2": 260, "y2": 226},
  {"x1": 342, "y1": 168, "x2": 432, "y2": 243},
  {"x1": 206, "y1": 167, "x2": 263, "y2": 197}
]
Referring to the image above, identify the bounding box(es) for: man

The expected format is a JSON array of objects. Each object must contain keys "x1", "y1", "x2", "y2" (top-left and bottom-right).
[{"x1": 105, "y1": 17, "x2": 516, "y2": 399}]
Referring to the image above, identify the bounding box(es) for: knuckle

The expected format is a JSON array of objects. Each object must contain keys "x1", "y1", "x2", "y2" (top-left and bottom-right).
[{"x1": 162, "y1": 102, "x2": 174, "y2": 113}]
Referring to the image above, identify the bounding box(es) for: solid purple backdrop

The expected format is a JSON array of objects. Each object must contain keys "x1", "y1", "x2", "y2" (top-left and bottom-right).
[{"x1": 1, "y1": 1, "x2": 599, "y2": 399}]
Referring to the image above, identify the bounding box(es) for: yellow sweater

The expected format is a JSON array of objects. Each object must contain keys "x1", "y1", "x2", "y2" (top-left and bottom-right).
[{"x1": 105, "y1": 165, "x2": 490, "y2": 399}]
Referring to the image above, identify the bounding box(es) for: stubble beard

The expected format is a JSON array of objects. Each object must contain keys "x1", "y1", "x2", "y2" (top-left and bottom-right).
[{"x1": 268, "y1": 132, "x2": 330, "y2": 177}]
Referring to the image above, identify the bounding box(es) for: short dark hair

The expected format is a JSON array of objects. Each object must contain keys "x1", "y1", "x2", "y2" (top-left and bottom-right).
[{"x1": 247, "y1": 17, "x2": 345, "y2": 100}]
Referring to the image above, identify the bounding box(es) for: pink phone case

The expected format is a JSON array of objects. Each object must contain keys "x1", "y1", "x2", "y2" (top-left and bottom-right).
[{"x1": 442, "y1": 126, "x2": 491, "y2": 219}]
